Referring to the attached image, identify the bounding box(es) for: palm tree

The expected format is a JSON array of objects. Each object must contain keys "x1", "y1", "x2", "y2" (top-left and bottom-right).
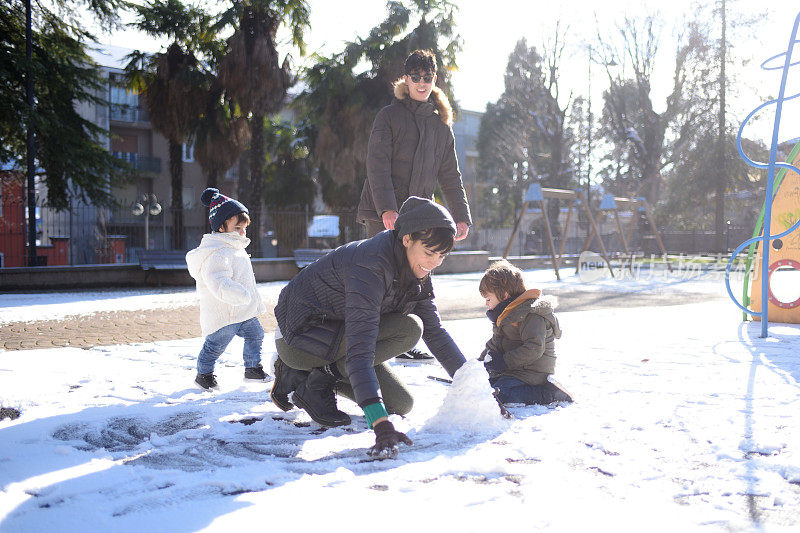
[
  {"x1": 125, "y1": 0, "x2": 208, "y2": 249},
  {"x1": 193, "y1": 80, "x2": 251, "y2": 189},
  {"x1": 217, "y1": 0, "x2": 309, "y2": 256}
]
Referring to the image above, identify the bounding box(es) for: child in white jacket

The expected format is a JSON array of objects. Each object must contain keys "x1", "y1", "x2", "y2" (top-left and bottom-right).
[{"x1": 185, "y1": 188, "x2": 268, "y2": 389}]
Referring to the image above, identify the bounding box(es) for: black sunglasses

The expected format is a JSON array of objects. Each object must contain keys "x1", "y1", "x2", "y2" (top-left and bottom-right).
[{"x1": 408, "y1": 73, "x2": 434, "y2": 83}]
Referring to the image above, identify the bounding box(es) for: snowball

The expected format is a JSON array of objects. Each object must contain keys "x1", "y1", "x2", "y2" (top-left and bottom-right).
[{"x1": 423, "y1": 359, "x2": 509, "y2": 434}]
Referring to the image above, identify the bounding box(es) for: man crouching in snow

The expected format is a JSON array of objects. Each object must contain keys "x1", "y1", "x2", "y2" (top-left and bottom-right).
[
  {"x1": 272, "y1": 197, "x2": 468, "y2": 458},
  {"x1": 478, "y1": 260, "x2": 573, "y2": 406}
]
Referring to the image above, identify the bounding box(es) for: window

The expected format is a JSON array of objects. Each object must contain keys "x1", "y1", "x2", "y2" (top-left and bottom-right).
[
  {"x1": 182, "y1": 186, "x2": 194, "y2": 209},
  {"x1": 111, "y1": 135, "x2": 139, "y2": 167},
  {"x1": 109, "y1": 85, "x2": 140, "y2": 121},
  {"x1": 182, "y1": 142, "x2": 194, "y2": 162}
]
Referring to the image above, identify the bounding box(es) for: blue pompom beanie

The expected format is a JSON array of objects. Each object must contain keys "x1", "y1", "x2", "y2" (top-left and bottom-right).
[{"x1": 200, "y1": 188, "x2": 249, "y2": 232}]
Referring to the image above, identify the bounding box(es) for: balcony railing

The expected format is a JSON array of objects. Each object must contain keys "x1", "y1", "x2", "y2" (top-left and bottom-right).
[
  {"x1": 110, "y1": 104, "x2": 150, "y2": 123},
  {"x1": 112, "y1": 152, "x2": 162, "y2": 174}
]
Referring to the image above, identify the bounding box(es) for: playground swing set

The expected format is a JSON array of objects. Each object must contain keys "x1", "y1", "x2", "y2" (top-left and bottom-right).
[
  {"x1": 595, "y1": 193, "x2": 674, "y2": 273},
  {"x1": 502, "y1": 182, "x2": 672, "y2": 279}
]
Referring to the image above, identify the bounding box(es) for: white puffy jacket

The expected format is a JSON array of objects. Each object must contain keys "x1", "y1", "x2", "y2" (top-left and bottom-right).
[{"x1": 185, "y1": 232, "x2": 267, "y2": 337}]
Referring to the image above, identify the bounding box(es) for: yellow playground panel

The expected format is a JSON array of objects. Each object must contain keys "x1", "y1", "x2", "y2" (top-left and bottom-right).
[{"x1": 749, "y1": 145, "x2": 800, "y2": 324}]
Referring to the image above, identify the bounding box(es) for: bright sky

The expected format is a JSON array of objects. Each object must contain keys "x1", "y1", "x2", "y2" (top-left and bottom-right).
[{"x1": 93, "y1": 0, "x2": 800, "y2": 144}]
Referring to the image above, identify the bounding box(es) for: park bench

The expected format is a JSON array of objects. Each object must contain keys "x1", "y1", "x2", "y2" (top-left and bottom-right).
[
  {"x1": 293, "y1": 248, "x2": 333, "y2": 268},
  {"x1": 137, "y1": 250, "x2": 188, "y2": 283}
]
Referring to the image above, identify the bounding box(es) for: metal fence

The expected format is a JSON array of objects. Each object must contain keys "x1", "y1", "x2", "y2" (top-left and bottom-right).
[
  {"x1": 0, "y1": 200, "x2": 367, "y2": 267},
  {"x1": 0, "y1": 199, "x2": 183, "y2": 267},
  {"x1": 0, "y1": 197, "x2": 758, "y2": 268},
  {"x1": 263, "y1": 208, "x2": 365, "y2": 257}
]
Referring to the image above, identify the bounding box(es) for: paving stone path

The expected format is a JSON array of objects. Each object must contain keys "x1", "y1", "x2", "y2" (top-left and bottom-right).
[{"x1": 0, "y1": 289, "x2": 721, "y2": 351}]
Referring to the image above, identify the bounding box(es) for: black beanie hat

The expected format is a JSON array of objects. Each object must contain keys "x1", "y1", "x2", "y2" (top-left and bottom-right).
[
  {"x1": 201, "y1": 188, "x2": 248, "y2": 232},
  {"x1": 394, "y1": 196, "x2": 456, "y2": 237}
]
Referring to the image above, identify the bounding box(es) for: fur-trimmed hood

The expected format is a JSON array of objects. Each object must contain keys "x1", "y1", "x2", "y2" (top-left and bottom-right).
[
  {"x1": 496, "y1": 291, "x2": 561, "y2": 339},
  {"x1": 392, "y1": 79, "x2": 453, "y2": 126}
]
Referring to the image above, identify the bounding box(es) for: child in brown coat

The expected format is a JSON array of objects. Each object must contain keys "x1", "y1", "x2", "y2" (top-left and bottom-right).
[{"x1": 478, "y1": 260, "x2": 572, "y2": 405}]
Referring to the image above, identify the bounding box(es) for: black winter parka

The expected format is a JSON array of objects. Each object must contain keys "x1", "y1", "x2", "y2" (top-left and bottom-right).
[{"x1": 274, "y1": 230, "x2": 466, "y2": 406}]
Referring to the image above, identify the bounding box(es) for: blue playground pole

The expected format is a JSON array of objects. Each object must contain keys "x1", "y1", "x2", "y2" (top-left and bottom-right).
[{"x1": 725, "y1": 11, "x2": 800, "y2": 337}]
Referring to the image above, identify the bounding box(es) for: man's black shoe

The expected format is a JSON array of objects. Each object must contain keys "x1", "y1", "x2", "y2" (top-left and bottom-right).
[
  {"x1": 293, "y1": 368, "x2": 351, "y2": 427},
  {"x1": 244, "y1": 364, "x2": 267, "y2": 381},
  {"x1": 396, "y1": 348, "x2": 434, "y2": 361},
  {"x1": 195, "y1": 372, "x2": 218, "y2": 390},
  {"x1": 270, "y1": 358, "x2": 308, "y2": 411}
]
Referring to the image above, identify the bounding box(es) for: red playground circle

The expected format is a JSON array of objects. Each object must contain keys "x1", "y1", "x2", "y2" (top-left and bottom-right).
[{"x1": 767, "y1": 259, "x2": 800, "y2": 310}]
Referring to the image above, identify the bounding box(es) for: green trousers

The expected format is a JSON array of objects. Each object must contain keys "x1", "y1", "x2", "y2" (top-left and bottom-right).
[{"x1": 276, "y1": 313, "x2": 422, "y2": 415}]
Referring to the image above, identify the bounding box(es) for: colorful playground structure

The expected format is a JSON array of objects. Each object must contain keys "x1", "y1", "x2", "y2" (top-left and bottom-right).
[
  {"x1": 726, "y1": 12, "x2": 800, "y2": 335},
  {"x1": 738, "y1": 141, "x2": 800, "y2": 326}
]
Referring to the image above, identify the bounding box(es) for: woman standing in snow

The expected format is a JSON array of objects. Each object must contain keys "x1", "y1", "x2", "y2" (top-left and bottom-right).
[{"x1": 271, "y1": 197, "x2": 467, "y2": 458}]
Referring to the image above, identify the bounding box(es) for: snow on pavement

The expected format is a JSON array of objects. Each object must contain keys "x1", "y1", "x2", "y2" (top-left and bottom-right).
[
  {"x1": 0, "y1": 282, "x2": 288, "y2": 325},
  {"x1": 2, "y1": 290, "x2": 800, "y2": 531},
  {"x1": 0, "y1": 264, "x2": 744, "y2": 325}
]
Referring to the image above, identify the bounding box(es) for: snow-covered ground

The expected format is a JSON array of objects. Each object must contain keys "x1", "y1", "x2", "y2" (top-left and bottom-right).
[{"x1": 2, "y1": 275, "x2": 800, "y2": 532}]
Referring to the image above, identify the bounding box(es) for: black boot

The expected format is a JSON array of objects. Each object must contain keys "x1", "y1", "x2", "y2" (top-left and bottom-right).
[
  {"x1": 270, "y1": 359, "x2": 309, "y2": 411},
  {"x1": 244, "y1": 364, "x2": 267, "y2": 381},
  {"x1": 195, "y1": 373, "x2": 218, "y2": 390},
  {"x1": 293, "y1": 367, "x2": 351, "y2": 427}
]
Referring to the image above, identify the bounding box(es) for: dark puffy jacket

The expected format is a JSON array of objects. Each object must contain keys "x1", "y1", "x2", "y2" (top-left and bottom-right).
[
  {"x1": 357, "y1": 80, "x2": 472, "y2": 226},
  {"x1": 482, "y1": 291, "x2": 562, "y2": 386},
  {"x1": 274, "y1": 230, "x2": 466, "y2": 406}
]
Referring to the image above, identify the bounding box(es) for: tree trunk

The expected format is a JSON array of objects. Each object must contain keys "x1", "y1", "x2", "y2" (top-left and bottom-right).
[
  {"x1": 168, "y1": 140, "x2": 184, "y2": 250},
  {"x1": 548, "y1": 133, "x2": 564, "y2": 238},
  {"x1": 237, "y1": 150, "x2": 250, "y2": 208},
  {"x1": 646, "y1": 169, "x2": 661, "y2": 205},
  {"x1": 206, "y1": 168, "x2": 219, "y2": 190},
  {"x1": 714, "y1": 0, "x2": 728, "y2": 252},
  {"x1": 248, "y1": 112, "x2": 265, "y2": 257}
]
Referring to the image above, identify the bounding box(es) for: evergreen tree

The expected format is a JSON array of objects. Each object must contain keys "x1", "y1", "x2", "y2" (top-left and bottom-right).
[{"x1": 0, "y1": 0, "x2": 129, "y2": 209}]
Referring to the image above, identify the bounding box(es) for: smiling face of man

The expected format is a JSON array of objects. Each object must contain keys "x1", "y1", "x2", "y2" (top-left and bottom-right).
[
  {"x1": 402, "y1": 233, "x2": 447, "y2": 279},
  {"x1": 405, "y1": 69, "x2": 437, "y2": 102}
]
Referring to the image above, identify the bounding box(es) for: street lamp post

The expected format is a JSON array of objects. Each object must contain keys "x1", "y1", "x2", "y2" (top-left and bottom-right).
[
  {"x1": 25, "y1": 0, "x2": 37, "y2": 266},
  {"x1": 132, "y1": 193, "x2": 162, "y2": 250},
  {"x1": 587, "y1": 48, "x2": 593, "y2": 211}
]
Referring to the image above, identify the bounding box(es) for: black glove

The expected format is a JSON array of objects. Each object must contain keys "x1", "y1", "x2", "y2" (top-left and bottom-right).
[
  {"x1": 483, "y1": 349, "x2": 507, "y2": 374},
  {"x1": 367, "y1": 420, "x2": 413, "y2": 459}
]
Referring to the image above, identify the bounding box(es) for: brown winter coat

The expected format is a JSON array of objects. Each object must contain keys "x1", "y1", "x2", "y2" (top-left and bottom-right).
[
  {"x1": 481, "y1": 290, "x2": 562, "y2": 386},
  {"x1": 357, "y1": 79, "x2": 472, "y2": 225}
]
